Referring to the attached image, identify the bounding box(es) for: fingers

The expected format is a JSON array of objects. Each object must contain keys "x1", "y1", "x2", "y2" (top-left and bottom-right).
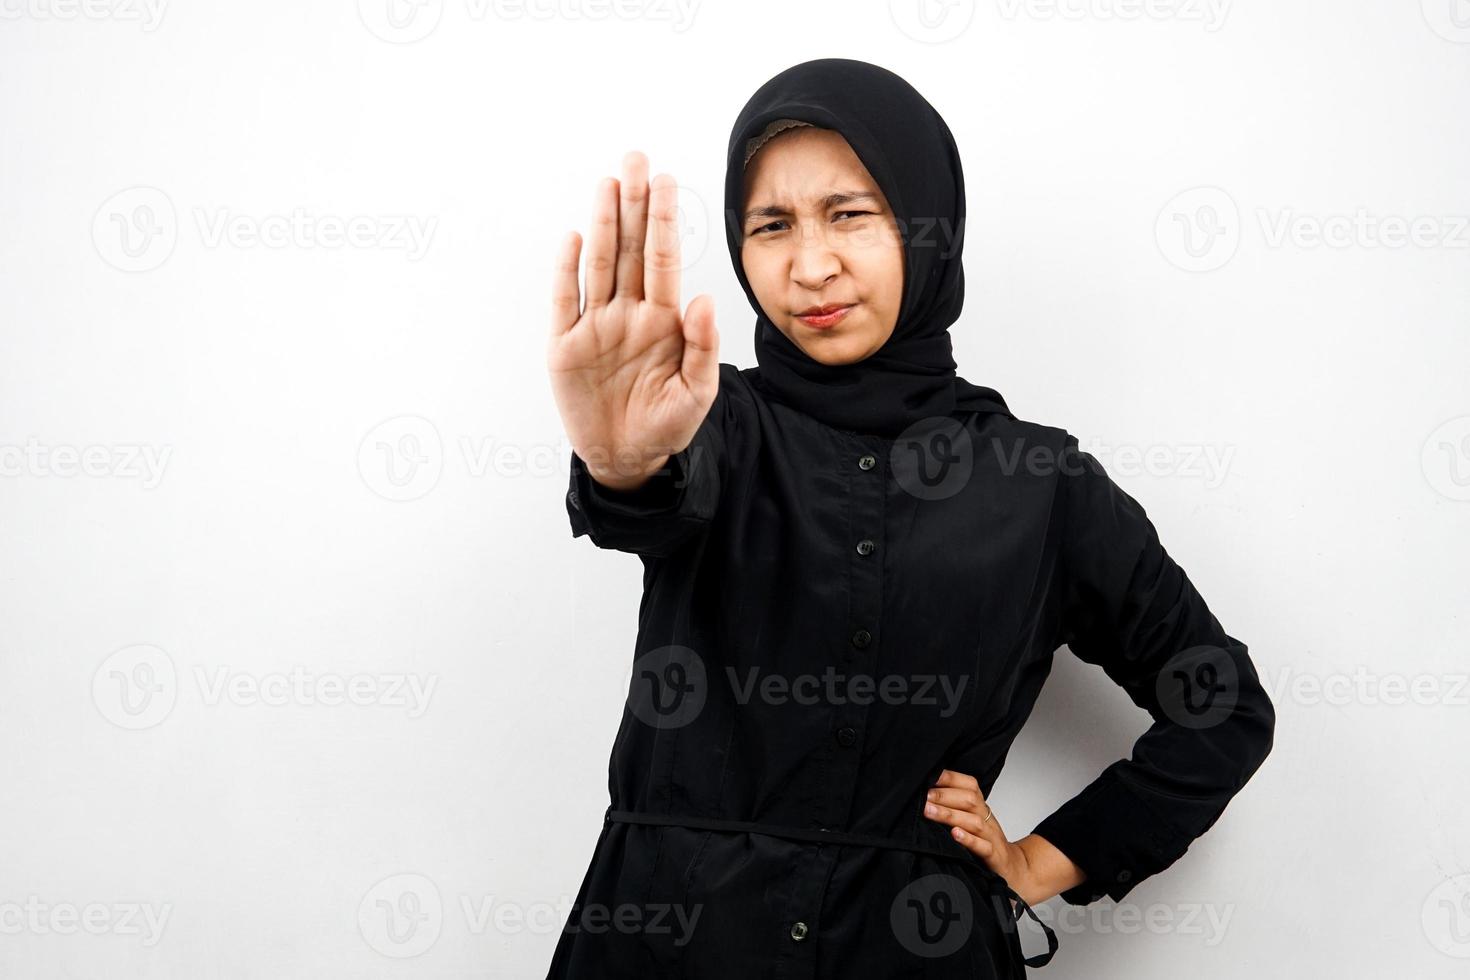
[
  {"x1": 924, "y1": 794, "x2": 998, "y2": 855},
  {"x1": 645, "y1": 173, "x2": 681, "y2": 309},
  {"x1": 585, "y1": 176, "x2": 619, "y2": 309},
  {"x1": 950, "y1": 824, "x2": 996, "y2": 857},
  {"x1": 615, "y1": 151, "x2": 650, "y2": 300},
  {"x1": 680, "y1": 293, "x2": 720, "y2": 400},
  {"x1": 550, "y1": 230, "x2": 582, "y2": 340},
  {"x1": 925, "y1": 795, "x2": 989, "y2": 833},
  {"x1": 933, "y1": 768, "x2": 979, "y2": 791},
  {"x1": 926, "y1": 787, "x2": 991, "y2": 824},
  {"x1": 924, "y1": 769, "x2": 997, "y2": 844}
]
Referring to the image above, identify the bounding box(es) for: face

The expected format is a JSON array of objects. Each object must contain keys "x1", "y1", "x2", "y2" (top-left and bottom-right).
[{"x1": 740, "y1": 127, "x2": 904, "y2": 365}]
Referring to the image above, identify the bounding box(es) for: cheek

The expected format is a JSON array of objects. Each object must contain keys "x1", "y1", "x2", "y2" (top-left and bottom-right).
[
  {"x1": 741, "y1": 245, "x2": 775, "y2": 295},
  {"x1": 741, "y1": 246, "x2": 789, "y2": 321},
  {"x1": 846, "y1": 244, "x2": 904, "y2": 314}
]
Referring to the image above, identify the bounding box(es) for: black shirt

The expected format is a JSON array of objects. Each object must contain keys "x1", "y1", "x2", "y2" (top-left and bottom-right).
[{"x1": 547, "y1": 362, "x2": 1276, "y2": 978}]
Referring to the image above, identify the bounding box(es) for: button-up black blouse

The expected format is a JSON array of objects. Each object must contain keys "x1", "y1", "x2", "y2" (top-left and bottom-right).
[{"x1": 547, "y1": 363, "x2": 1276, "y2": 978}]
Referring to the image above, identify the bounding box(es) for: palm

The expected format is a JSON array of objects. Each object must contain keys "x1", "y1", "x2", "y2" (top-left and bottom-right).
[{"x1": 548, "y1": 151, "x2": 719, "y2": 488}]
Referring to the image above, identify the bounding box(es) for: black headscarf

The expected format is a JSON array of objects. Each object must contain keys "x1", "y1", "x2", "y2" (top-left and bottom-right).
[{"x1": 722, "y1": 58, "x2": 1013, "y2": 437}]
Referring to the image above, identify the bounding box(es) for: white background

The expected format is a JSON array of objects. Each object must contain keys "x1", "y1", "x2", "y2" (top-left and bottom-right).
[{"x1": 2, "y1": 0, "x2": 1468, "y2": 977}]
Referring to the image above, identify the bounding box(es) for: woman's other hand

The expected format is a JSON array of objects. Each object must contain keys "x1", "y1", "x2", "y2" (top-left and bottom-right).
[
  {"x1": 922, "y1": 768, "x2": 1087, "y2": 908},
  {"x1": 548, "y1": 150, "x2": 720, "y2": 492}
]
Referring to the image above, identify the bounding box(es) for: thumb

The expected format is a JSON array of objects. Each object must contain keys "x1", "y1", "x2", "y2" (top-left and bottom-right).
[{"x1": 680, "y1": 293, "x2": 720, "y2": 404}]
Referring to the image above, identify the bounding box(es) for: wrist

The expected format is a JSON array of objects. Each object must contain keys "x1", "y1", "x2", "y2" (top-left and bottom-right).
[{"x1": 582, "y1": 451, "x2": 674, "y2": 492}]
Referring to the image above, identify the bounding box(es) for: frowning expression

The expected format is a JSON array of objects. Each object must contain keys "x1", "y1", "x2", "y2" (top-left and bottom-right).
[{"x1": 740, "y1": 127, "x2": 905, "y2": 366}]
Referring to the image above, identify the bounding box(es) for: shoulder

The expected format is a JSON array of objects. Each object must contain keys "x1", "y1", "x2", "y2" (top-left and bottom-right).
[{"x1": 968, "y1": 409, "x2": 1083, "y2": 484}]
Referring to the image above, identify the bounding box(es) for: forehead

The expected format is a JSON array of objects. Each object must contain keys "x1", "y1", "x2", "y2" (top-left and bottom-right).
[{"x1": 741, "y1": 128, "x2": 883, "y2": 205}]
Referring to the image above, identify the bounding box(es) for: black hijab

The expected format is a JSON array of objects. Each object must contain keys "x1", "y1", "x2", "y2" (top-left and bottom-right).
[{"x1": 722, "y1": 58, "x2": 1013, "y2": 437}]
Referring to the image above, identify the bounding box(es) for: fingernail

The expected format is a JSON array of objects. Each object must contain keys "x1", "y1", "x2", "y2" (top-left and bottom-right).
[{"x1": 924, "y1": 803, "x2": 937, "y2": 816}]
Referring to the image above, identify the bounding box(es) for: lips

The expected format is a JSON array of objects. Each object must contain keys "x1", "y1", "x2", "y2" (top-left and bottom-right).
[{"x1": 794, "y1": 303, "x2": 855, "y2": 330}]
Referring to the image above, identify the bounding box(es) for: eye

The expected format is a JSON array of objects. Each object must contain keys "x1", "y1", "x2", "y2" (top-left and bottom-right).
[
  {"x1": 834, "y1": 210, "x2": 874, "y2": 221},
  {"x1": 749, "y1": 220, "x2": 788, "y2": 236}
]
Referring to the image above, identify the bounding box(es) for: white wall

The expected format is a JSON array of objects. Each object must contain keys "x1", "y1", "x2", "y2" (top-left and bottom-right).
[{"x1": 1, "y1": 1, "x2": 1466, "y2": 976}]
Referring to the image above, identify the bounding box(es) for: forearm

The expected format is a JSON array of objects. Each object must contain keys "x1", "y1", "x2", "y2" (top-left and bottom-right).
[{"x1": 1013, "y1": 833, "x2": 1086, "y2": 907}]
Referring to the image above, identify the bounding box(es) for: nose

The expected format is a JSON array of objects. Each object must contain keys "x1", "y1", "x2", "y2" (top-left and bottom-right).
[{"x1": 789, "y1": 229, "x2": 841, "y2": 291}]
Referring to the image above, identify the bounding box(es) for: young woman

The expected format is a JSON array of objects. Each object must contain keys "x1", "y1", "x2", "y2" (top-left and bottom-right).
[{"x1": 545, "y1": 58, "x2": 1275, "y2": 979}]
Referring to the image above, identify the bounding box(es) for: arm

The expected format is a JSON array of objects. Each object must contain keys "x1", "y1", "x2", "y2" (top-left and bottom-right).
[
  {"x1": 1029, "y1": 434, "x2": 1276, "y2": 905},
  {"x1": 1012, "y1": 832, "x2": 1088, "y2": 907},
  {"x1": 565, "y1": 385, "x2": 727, "y2": 557},
  {"x1": 547, "y1": 149, "x2": 722, "y2": 557}
]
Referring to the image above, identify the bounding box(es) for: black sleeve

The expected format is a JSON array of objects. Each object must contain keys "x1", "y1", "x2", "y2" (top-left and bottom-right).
[
  {"x1": 1030, "y1": 434, "x2": 1276, "y2": 905},
  {"x1": 564, "y1": 392, "x2": 727, "y2": 558}
]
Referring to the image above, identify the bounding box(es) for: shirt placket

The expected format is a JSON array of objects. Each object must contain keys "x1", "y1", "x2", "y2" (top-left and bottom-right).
[{"x1": 775, "y1": 434, "x2": 887, "y2": 980}]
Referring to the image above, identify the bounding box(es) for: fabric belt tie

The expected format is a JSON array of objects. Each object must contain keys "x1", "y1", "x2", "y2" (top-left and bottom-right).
[{"x1": 605, "y1": 807, "x2": 1059, "y2": 969}]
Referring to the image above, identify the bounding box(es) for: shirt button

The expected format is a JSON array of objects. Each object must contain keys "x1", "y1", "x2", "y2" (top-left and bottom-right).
[
  {"x1": 1116, "y1": 870, "x2": 1133, "y2": 883},
  {"x1": 835, "y1": 726, "x2": 858, "y2": 746},
  {"x1": 851, "y1": 629, "x2": 871, "y2": 649},
  {"x1": 858, "y1": 453, "x2": 876, "y2": 470},
  {"x1": 790, "y1": 920, "x2": 809, "y2": 941},
  {"x1": 855, "y1": 538, "x2": 875, "y2": 556},
  {"x1": 567, "y1": 489, "x2": 581, "y2": 511}
]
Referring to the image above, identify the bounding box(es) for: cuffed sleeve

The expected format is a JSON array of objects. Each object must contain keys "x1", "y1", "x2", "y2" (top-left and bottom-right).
[
  {"x1": 564, "y1": 392, "x2": 727, "y2": 558},
  {"x1": 1031, "y1": 435, "x2": 1276, "y2": 905}
]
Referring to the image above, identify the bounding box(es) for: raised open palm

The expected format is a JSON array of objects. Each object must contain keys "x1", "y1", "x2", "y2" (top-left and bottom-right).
[{"x1": 548, "y1": 151, "x2": 720, "y2": 491}]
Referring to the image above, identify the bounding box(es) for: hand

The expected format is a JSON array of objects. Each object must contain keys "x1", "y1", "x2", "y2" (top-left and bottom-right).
[
  {"x1": 547, "y1": 150, "x2": 720, "y2": 492},
  {"x1": 922, "y1": 768, "x2": 1087, "y2": 909},
  {"x1": 922, "y1": 769, "x2": 1030, "y2": 911}
]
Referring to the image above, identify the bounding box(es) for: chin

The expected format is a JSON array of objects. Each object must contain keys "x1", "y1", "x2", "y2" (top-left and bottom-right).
[
  {"x1": 802, "y1": 337, "x2": 882, "y2": 366},
  {"x1": 783, "y1": 322, "x2": 881, "y2": 366},
  {"x1": 807, "y1": 347, "x2": 869, "y2": 366}
]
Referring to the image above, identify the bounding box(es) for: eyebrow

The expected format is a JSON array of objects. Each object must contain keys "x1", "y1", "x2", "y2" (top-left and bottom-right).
[{"x1": 743, "y1": 192, "x2": 882, "y2": 224}]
